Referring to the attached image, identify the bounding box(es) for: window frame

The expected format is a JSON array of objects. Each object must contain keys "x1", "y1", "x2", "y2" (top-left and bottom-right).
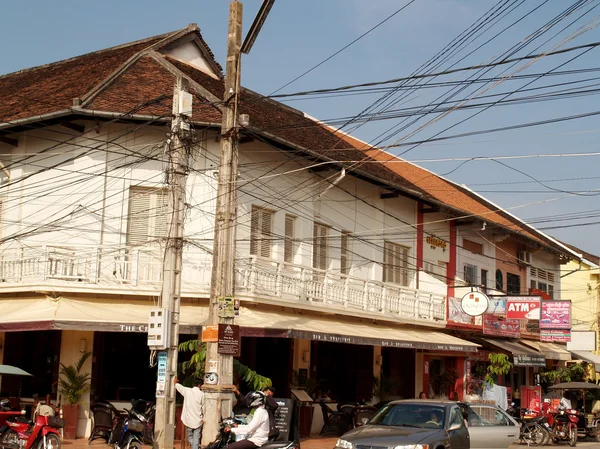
[
  {"x1": 250, "y1": 205, "x2": 275, "y2": 259},
  {"x1": 383, "y1": 241, "x2": 410, "y2": 286}
]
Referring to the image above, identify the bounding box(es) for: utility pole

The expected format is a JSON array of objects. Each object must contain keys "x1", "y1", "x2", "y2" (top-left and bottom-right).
[
  {"x1": 202, "y1": 1, "x2": 243, "y2": 445},
  {"x1": 154, "y1": 76, "x2": 191, "y2": 449}
]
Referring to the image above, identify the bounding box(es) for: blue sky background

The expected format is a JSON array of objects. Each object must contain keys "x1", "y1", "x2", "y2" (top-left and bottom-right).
[{"x1": 2, "y1": 0, "x2": 600, "y2": 256}]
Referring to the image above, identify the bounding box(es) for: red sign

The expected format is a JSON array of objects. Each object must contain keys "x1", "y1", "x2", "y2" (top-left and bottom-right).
[
  {"x1": 482, "y1": 314, "x2": 521, "y2": 337},
  {"x1": 506, "y1": 297, "x2": 541, "y2": 320},
  {"x1": 541, "y1": 329, "x2": 571, "y2": 342},
  {"x1": 540, "y1": 300, "x2": 571, "y2": 329}
]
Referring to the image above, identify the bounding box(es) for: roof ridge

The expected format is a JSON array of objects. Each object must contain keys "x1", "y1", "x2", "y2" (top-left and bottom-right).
[{"x1": 0, "y1": 27, "x2": 187, "y2": 80}]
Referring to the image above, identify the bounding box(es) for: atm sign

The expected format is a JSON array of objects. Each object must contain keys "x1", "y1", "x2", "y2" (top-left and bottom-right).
[{"x1": 506, "y1": 297, "x2": 541, "y2": 320}]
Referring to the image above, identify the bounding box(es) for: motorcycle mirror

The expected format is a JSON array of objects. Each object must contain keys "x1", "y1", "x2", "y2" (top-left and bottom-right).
[{"x1": 20, "y1": 409, "x2": 26, "y2": 415}]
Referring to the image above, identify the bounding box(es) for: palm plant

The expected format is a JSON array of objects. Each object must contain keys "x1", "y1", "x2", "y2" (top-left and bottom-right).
[
  {"x1": 58, "y1": 351, "x2": 92, "y2": 404},
  {"x1": 178, "y1": 340, "x2": 271, "y2": 390}
]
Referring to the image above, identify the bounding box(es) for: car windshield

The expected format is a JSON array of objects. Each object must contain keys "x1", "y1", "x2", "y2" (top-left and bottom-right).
[{"x1": 370, "y1": 403, "x2": 446, "y2": 428}]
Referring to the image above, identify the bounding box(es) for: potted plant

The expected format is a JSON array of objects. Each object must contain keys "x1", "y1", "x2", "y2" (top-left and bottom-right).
[{"x1": 58, "y1": 352, "x2": 91, "y2": 439}]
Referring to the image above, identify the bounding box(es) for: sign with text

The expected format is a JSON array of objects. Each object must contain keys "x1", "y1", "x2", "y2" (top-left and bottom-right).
[
  {"x1": 540, "y1": 300, "x2": 571, "y2": 329},
  {"x1": 273, "y1": 398, "x2": 295, "y2": 442},
  {"x1": 487, "y1": 297, "x2": 507, "y2": 316},
  {"x1": 448, "y1": 296, "x2": 481, "y2": 326},
  {"x1": 218, "y1": 296, "x2": 240, "y2": 318},
  {"x1": 461, "y1": 292, "x2": 489, "y2": 317},
  {"x1": 202, "y1": 324, "x2": 219, "y2": 342},
  {"x1": 218, "y1": 323, "x2": 240, "y2": 356},
  {"x1": 506, "y1": 296, "x2": 541, "y2": 320},
  {"x1": 482, "y1": 314, "x2": 520, "y2": 337},
  {"x1": 514, "y1": 353, "x2": 546, "y2": 367},
  {"x1": 541, "y1": 329, "x2": 572, "y2": 343}
]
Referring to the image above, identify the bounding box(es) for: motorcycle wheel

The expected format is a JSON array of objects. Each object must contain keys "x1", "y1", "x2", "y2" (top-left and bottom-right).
[
  {"x1": 568, "y1": 425, "x2": 577, "y2": 447},
  {"x1": 0, "y1": 429, "x2": 18, "y2": 445},
  {"x1": 127, "y1": 440, "x2": 142, "y2": 449},
  {"x1": 528, "y1": 424, "x2": 547, "y2": 446},
  {"x1": 36, "y1": 434, "x2": 61, "y2": 449}
]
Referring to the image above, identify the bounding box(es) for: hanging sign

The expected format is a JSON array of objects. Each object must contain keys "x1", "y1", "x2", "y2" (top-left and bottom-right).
[
  {"x1": 540, "y1": 300, "x2": 571, "y2": 329},
  {"x1": 482, "y1": 314, "x2": 520, "y2": 337},
  {"x1": 486, "y1": 297, "x2": 507, "y2": 316},
  {"x1": 506, "y1": 296, "x2": 541, "y2": 320},
  {"x1": 541, "y1": 329, "x2": 571, "y2": 342},
  {"x1": 460, "y1": 292, "x2": 489, "y2": 317},
  {"x1": 202, "y1": 325, "x2": 219, "y2": 342},
  {"x1": 218, "y1": 323, "x2": 241, "y2": 356}
]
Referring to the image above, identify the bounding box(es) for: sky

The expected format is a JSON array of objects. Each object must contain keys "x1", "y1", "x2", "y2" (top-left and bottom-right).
[{"x1": 1, "y1": 0, "x2": 600, "y2": 256}]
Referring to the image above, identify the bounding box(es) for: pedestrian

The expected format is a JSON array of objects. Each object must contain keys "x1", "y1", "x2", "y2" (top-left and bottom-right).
[
  {"x1": 419, "y1": 391, "x2": 427, "y2": 399},
  {"x1": 174, "y1": 376, "x2": 205, "y2": 449},
  {"x1": 262, "y1": 386, "x2": 279, "y2": 438}
]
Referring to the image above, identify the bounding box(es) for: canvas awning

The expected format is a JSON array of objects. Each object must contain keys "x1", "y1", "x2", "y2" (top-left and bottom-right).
[
  {"x1": 569, "y1": 350, "x2": 600, "y2": 371},
  {"x1": 482, "y1": 338, "x2": 546, "y2": 366},
  {"x1": 236, "y1": 307, "x2": 480, "y2": 352},
  {"x1": 0, "y1": 296, "x2": 208, "y2": 334},
  {"x1": 0, "y1": 296, "x2": 479, "y2": 352},
  {"x1": 521, "y1": 340, "x2": 571, "y2": 361}
]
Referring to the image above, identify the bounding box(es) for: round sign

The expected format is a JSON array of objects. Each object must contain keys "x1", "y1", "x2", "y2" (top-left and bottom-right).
[
  {"x1": 461, "y1": 291, "x2": 489, "y2": 317},
  {"x1": 205, "y1": 372, "x2": 218, "y2": 385}
]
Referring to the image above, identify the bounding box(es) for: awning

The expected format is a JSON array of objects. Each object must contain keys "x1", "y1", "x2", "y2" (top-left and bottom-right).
[
  {"x1": 482, "y1": 338, "x2": 546, "y2": 366},
  {"x1": 0, "y1": 296, "x2": 208, "y2": 334},
  {"x1": 569, "y1": 350, "x2": 600, "y2": 371},
  {"x1": 521, "y1": 341, "x2": 571, "y2": 361},
  {"x1": 237, "y1": 307, "x2": 480, "y2": 352},
  {"x1": 0, "y1": 297, "x2": 479, "y2": 352}
]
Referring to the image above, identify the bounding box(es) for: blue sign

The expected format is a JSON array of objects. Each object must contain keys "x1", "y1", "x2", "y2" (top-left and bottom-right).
[{"x1": 157, "y1": 351, "x2": 168, "y2": 383}]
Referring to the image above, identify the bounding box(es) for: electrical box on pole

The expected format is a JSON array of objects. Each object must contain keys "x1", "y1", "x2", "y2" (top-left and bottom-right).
[{"x1": 148, "y1": 307, "x2": 170, "y2": 350}]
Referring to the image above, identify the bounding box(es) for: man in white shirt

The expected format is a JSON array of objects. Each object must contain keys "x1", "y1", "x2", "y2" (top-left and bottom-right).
[
  {"x1": 174, "y1": 377, "x2": 205, "y2": 449},
  {"x1": 227, "y1": 391, "x2": 270, "y2": 448}
]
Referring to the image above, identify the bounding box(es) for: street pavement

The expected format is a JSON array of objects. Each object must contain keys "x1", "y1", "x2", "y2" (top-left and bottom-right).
[{"x1": 75, "y1": 437, "x2": 600, "y2": 448}]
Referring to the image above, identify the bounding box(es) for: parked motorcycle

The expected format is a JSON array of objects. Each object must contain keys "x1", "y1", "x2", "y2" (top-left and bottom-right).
[
  {"x1": 507, "y1": 405, "x2": 550, "y2": 446},
  {"x1": 546, "y1": 399, "x2": 578, "y2": 447},
  {"x1": 206, "y1": 417, "x2": 299, "y2": 449},
  {"x1": 0, "y1": 413, "x2": 64, "y2": 449},
  {"x1": 110, "y1": 400, "x2": 153, "y2": 449}
]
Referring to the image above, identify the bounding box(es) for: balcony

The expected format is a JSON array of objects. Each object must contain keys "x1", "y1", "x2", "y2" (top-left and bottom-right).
[{"x1": 0, "y1": 245, "x2": 446, "y2": 324}]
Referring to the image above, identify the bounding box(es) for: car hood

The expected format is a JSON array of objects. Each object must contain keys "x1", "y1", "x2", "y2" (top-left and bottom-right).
[{"x1": 341, "y1": 424, "x2": 444, "y2": 445}]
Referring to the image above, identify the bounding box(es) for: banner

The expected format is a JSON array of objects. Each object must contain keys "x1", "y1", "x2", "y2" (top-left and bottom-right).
[
  {"x1": 482, "y1": 314, "x2": 520, "y2": 337},
  {"x1": 540, "y1": 300, "x2": 571, "y2": 329},
  {"x1": 448, "y1": 296, "x2": 482, "y2": 327},
  {"x1": 541, "y1": 329, "x2": 571, "y2": 343},
  {"x1": 486, "y1": 297, "x2": 507, "y2": 315},
  {"x1": 506, "y1": 296, "x2": 541, "y2": 320}
]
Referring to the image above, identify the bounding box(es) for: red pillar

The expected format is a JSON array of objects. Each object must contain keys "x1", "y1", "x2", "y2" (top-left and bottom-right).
[{"x1": 454, "y1": 357, "x2": 465, "y2": 401}]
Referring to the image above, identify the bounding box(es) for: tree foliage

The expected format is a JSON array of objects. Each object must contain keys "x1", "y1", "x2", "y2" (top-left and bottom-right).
[
  {"x1": 541, "y1": 362, "x2": 588, "y2": 383},
  {"x1": 58, "y1": 351, "x2": 92, "y2": 405},
  {"x1": 178, "y1": 340, "x2": 272, "y2": 390},
  {"x1": 485, "y1": 353, "x2": 513, "y2": 387}
]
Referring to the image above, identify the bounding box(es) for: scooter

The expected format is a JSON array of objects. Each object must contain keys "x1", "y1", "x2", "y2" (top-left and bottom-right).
[
  {"x1": 111, "y1": 400, "x2": 152, "y2": 449},
  {"x1": 0, "y1": 413, "x2": 64, "y2": 449},
  {"x1": 546, "y1": 399, "x2": 578, "y2": 447},
  {"x1": 206, "y1": 417, "x2": 299, "y2": 449}
]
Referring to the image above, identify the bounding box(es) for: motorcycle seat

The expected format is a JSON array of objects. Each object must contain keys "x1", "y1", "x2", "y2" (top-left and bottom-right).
[{"x1": 522, "y1": 416, "x2": 543, "y2": 424}]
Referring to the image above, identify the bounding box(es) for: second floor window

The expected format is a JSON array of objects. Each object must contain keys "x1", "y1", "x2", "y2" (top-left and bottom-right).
[
  {"x1": 340, "y1": 231, "x2": 351, "y2": 275},
  {"x1": 127, "y1": 186, "x2": 169, "y2": 247},
  {"x1": 383, "y1": 241, "x2": 409, "y2": 286},
  {"x1": 507, "y1": 273, "x2": 521, "y2": 294},
  {"x1": 250, "y1": 206, "x2": 274, "y2": 258},
  {"x1": 284, "y1": 214, "x2": 296, "y2": 263},
  {"x1": 530, "y1": 267, "x2": 555, "y2": 298},
  {"x1": 464, "y1": 264, "x2": 477, "y2": 285},
  {"x1": 313, "y1": 222, "x2": 330, "y2": 270}
]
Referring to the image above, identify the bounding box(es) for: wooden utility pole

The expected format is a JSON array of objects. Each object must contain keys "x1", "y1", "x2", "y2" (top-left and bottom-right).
[
  {"x1": 154, "y1": 76, "x2": 190, "y2": 449},
  {"x1": 202, "y1": 1, "x2": 243, "y2": 445}
]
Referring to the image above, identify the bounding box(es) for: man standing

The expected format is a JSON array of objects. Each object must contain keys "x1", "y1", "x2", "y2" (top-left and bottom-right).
[{"x1": 174, "y1": 377, "x2": 205, "y2": 449}]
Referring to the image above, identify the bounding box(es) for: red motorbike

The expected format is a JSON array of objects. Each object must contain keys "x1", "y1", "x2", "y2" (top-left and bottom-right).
[
  {"x1": 545, "y1": 401, "x2": 578, "y2": 447},
  {"x1": 0, "y1": 414, "x2": 64, "y2": 449}
]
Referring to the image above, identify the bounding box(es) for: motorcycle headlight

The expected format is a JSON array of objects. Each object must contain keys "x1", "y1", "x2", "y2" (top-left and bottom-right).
[
  {"x1": 560, "y1": 410, "x2": 565, "y2": 415},
  {"x1": 394, "y1": 444, "x2": 429, "y2": 449},
  {"x1": 336, "y1": 439, "x2": 353, "y2": 449}
]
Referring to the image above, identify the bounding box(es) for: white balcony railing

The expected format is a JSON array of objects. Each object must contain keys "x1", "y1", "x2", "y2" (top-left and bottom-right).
[{"x1": 0, "y1": 245, "x2": 446, "y2": 322}]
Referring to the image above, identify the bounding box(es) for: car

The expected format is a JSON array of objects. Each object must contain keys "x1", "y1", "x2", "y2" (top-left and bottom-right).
[{"x1": 334, "y1": 399, "x2": 520, "y2": 449}]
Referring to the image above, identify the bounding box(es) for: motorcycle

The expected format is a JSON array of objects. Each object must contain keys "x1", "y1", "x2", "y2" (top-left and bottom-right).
[
  {"x1": 205, "y1": 417, "x2": 299, "y2": 449},
  {"x1": 110, "y1": 400, "x2": 153, "y2": 449},
  {"x1": 506, "y1": 404, "x2": 550, "y2": 446},
  {"x1": 546, "y1": 398, "x2": 578, "y2": 447},
  {"x1": 0, "y1": 413, "x2": 64, "y2": 449}
]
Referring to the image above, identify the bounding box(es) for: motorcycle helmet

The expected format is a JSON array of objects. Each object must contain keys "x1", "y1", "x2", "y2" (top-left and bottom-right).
[
  {"x1": 245, "y1": 391, "x2": 266, "y2": 408},
  {"x1": 0, "y1": 399, "x2": 10, "y2": 411},
  {"x1": 221, "y1": 417, "x2": 237, "y2": 428}
]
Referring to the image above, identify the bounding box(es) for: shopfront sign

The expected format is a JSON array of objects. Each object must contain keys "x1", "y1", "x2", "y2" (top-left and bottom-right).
[
  {"x1": 218, "y1": 323, "x2": 240, "y2": 356},
  {"x1": 461, "y1": 292, "x2": 489, "y2": 317},
  {"x1": 514, "y1": 353, "x2": 546, "y2": 367},
  {"x1": 486, "y1": 297, "x2": 507, "y2": 316},
  {"x1": 506, "y1": 297, "x2": 541, "y2": 320},
  {"x1": 540, "y1": 300, "x2": 571, "y2": 329},
  {"x1": 448, "y1": 296, "x2": 480, "y2": 326},
  {"x1": 541, "y1": 329, "x2": 571, "y2": 343},
  {"x1": 482, "y1": 314, "x2": 520, "y2": 337}
]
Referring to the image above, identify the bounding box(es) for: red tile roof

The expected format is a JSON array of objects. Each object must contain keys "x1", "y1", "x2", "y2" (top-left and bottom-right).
[{"x1": 0, "y1": 26, "x2": 578, "y2": 259}]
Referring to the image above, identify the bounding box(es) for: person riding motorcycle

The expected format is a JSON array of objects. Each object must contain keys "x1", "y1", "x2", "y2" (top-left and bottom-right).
[{"x1": 226, "y1": 391, "x2": 270, "y2": 449}]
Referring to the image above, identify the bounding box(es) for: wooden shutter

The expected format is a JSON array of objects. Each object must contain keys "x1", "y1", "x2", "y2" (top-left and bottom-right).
[
  {"x1": 152, "y1": 189, "x2": 170, "y2": 240},
  {"x1": 340, "y1": 232, "x2": 350, "y2": 274},
  {"x1": 260, "y1": 209, "x2": 273, "y2": 258},
  {"x1": 313, "y1": 222, "x2": 329, "y2": 270},
  {"x1": 284, "y1": 215, "x2": 295, "y2": 263},
  {"x1": 250, "y1": 207, "x2": 260, "y2": 255},
  {"x1": 127, "y1": 188, "x2": 152, "y2": 247},
  {"x1": 384, "y1": 241, "x2": 409, "y2": 286}
]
